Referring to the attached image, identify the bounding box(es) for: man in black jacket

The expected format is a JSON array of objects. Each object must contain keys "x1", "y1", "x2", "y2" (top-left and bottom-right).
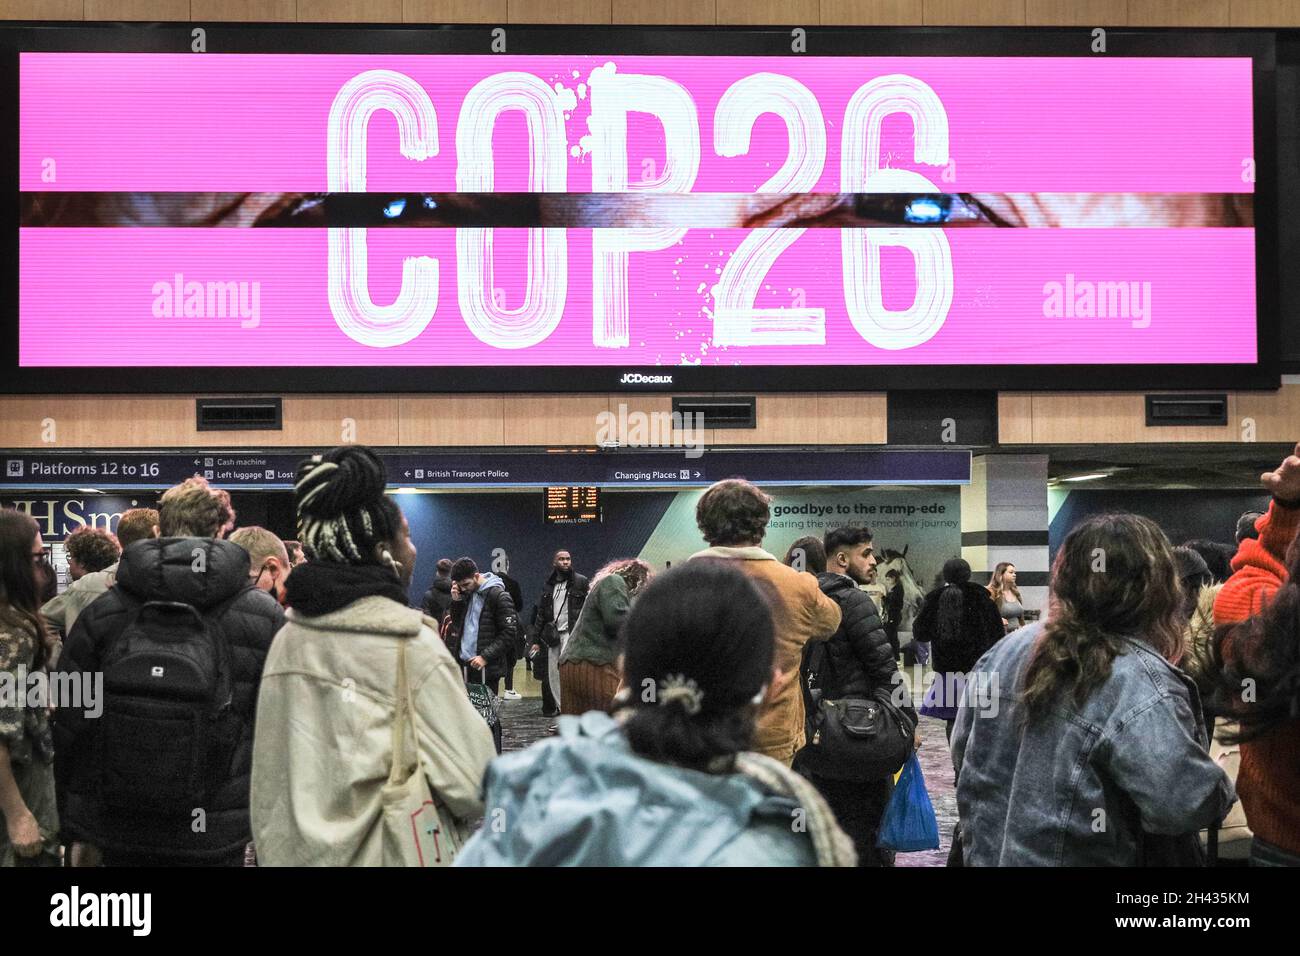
[
  {"x1": 798, "y1": 525, "x2": 920, "y2": 867},
  {"x1": 421, "y1": 557, "x2": 455, "y2": 624},
  {"x1": 529, "y1": 550, "x2": 588, "y2": 717},
  {"x1": 53, "y1": 476, "x2": 284, "y2": 866},
  {"x1": 496, "y1": 562, "x2": 525, "y2": 700},
  {"x1": 445, "y1": 557, "x2": 518, "y2": 696}
]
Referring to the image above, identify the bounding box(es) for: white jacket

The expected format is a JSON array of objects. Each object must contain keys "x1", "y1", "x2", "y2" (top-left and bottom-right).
[{"x1": 250, "y1": 595, "x2": 497, "y2": 866}]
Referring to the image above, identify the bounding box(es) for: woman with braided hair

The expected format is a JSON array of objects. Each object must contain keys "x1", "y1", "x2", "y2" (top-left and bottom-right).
[{"x1": 250, "y1": 445, "x2": 496, "y2": 866}]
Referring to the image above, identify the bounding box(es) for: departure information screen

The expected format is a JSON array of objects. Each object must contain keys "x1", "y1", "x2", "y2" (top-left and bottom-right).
[{"x1": 545, "y1": 486, "x2": 602, "y2": 524}]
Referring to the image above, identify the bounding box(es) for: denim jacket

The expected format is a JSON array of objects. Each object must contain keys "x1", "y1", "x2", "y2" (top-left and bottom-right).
[{"x1": 951, "y1": 623, "x2": 1234, "y2": 866}]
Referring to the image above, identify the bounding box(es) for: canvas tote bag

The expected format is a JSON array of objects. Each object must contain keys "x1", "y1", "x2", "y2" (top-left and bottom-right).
[{"x1": 381, "y1": 642, "x2": 468, "y2": 866}]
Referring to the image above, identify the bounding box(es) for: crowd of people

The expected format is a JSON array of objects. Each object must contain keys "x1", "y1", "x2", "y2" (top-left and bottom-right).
[{"x1": 0, "y1": 440, "x2": 1298, "y2": 867}]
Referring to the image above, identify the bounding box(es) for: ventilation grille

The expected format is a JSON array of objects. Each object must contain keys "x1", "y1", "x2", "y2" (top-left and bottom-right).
[
  {"x1": 672, "y1": 396, "x2": 757, "y2": 430},
  {"x1": 196, "y1": 398, "x2": 283, "y2": 431},
  {"x1": 1144, "y1": 394, "x2": 1228, "y2": 427}
]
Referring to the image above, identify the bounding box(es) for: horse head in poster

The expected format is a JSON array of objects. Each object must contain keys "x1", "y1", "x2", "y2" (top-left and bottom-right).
[{"x1": 877, "y1": 545, "x2": 926, "y2": 632}]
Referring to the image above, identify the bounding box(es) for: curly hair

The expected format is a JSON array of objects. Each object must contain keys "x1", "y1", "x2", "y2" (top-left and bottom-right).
[
  {"x1": 115, "y1": 508, "x2": 159, "y2": 549},
  {"x1": 159, "y1": 476, "x2": 236, "y2": 538},
  {"x1": 591, "y1": 557, "x2": 653, "y2": 596},
  {"x1": 695, "y1": 479, "x2": 771, "y2": 547},
  {"x1": 64, "y1": 526, "x2": 121, "y2": 574},
  {"x1": 1021, "y1": 514, "x2": 1185, "y2": 723}
]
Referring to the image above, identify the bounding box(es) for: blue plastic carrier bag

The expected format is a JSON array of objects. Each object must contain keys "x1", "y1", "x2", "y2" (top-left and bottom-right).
[{"x1": 877, "y1": 753, "x2": 940, "y2": 852}]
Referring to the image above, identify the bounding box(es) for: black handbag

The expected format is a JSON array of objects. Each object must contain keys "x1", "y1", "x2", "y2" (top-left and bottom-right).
[{"x1": 799, "y1": 642, "x2": 915, "y2": 782}]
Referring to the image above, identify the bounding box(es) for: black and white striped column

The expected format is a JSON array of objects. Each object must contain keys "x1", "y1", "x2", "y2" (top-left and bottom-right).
[{"x1": 960, "y1": 454, "x2": 1050, "y2": 616}]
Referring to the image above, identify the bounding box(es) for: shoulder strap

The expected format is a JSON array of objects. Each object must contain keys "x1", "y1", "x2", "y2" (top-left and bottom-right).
[
  {"x1": 808, "y1": 633, "x2": 838, "y2": 688},
  {"x1": 389, "y1": 642, "x2": 422, "y2": 785}
]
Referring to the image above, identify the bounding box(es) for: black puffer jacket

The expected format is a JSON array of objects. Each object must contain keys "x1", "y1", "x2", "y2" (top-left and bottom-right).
[
  {"x1": 421, "y1": 577, "x2": 453, "y2": 623},
  {"x1": 911, "y1": 581, "x2": 1005, "y2": 675},
  {"x1": 446, "y1": 576, "x2": 519, "y2": 685},
  {"x1": 810, "y1": 573, "x2": 917, "y2": 722},
  {"x1": 53, "y1": 537, "x2": 284, "y2": 861}
]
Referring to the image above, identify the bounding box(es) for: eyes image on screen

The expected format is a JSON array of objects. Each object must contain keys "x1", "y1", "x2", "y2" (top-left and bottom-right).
[{"x1": 17, "y1": 53, "x2": 1256, "y2": 369}]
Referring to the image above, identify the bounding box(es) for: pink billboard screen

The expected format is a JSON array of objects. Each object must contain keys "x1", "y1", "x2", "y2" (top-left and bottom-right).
[{"x1": 16, "y1": 50, "x2": 1259, "y2": 380}]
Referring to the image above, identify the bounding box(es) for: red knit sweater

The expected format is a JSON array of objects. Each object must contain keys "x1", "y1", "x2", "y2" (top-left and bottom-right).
[{"x1": 1213, "y1": 498, "x2": 1300, "y2": 855}]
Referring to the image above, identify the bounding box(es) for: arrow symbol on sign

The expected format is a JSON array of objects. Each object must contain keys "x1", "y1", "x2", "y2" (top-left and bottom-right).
[
  {"x1": 404, "y1": 471, "x2": 411, "y2": 478},
  {"x1": 694, "y1": 472, "x2": 701, "y2": 478}
]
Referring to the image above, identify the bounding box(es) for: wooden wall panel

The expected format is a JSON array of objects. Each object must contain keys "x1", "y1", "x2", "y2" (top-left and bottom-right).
[
  {"x1": 612, "y1": 0, "x2": 716, "y2": 23},
  {"x1": 0, "y1": 398, "x2": 193, "y2": 448},
  {"x1": 1127, "y1": 0, "x2": 1230, "y2": 26},
  {"x1": 997, "y1": 393, "x2": 1034, "y2": 444},
  {"x1": 508, "y1": 0, "x2": 611, "y2": 22},
  {"x1": 277, "y1": 396, "x2": 402, "y2": 446},
  {"x1": 398, "y1": 395, "x2": 506, "y2": 445},
  {"x1": 715, "y1": 0, "x2": 819, "y2": 24},
  {"x1": 924, "y1": 0, "x2": 1025, "y2": 24},
  {"x1": 404, "y1": 0, "x2": 506, "y2": 21},
  {"x1": 191, "y1": 1, "x2": 297, "y2": 20},
  {"x1": 0, "y1": 396, "x2": 408, "y2": 448},
  {"x1": 1231, "y1": 0, "x2": 1300, "y2": 25},
  {"x1": 604, "y1": 393, "x2": 717, "y2": 446},
  {"x1": 814, "y1": 393, "x2": 887, "y2": 443},
  {"x1": 1236, "y1": 385, "x2": 1300, "y2": 443},
  {"x1": 501, "y1": 394, "x2": 611, "y2": 445},
  {"x1": 1026, "y1": 0, "x2": 1126, "y2": 24},
  {"x1": 819, "y1": 0, "x2": 921, "y2": 22},
  {"x1": 298, "y1": 0, "x2": 403, "y2": 20},
  {"x1": 1, "y1": 1, "x2": 83, "y2": 17},
  {"x1": 0, "y1": 390, "x2": 1291, "y2": 449},
  {"x1": 1027, "y1": 392, "x2": 1241, "y2": 443},
  {"x1": 85, "y1": 0, "x2": 191, "y2": 18},
  {"x1": 711, "y1": 394, "x2": 820, "y2": 445},
  {"x1": 816, "y1": 0, "x2": 920, "y2": 21},
  {"x1": 17, "y1": 1, "x2": 1300, "y2": 28}
]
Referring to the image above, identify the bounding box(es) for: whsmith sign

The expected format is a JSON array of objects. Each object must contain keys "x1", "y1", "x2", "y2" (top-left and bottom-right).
[
  {"x1": 0, "y1": 495, "x2": 139, "y2": 540},
  {"x1": 1, "y1": 450, "x2": 970, "y2": 490}
]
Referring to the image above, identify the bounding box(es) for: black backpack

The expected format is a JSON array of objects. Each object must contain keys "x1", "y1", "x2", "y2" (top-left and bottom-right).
[{"x1": 98, "y1": 595, "x2": 238, "y2": 814}]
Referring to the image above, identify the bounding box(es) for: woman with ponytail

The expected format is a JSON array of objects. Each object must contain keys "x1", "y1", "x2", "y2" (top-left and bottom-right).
[
  {"x1": 951, "y1": 513, "x2": 1234, "y2": 866},
  {"x1": 457, "y1": 561, "x2": 856, "y2": 866},
  {"x1": 0, "y1": 510, "x2": 58, "y2": 865},
  {"x1": 912, "y1": 558, "x2": 1004, "y2": 741},
  {"x1": 250, "y1": 446, "x2": 496, "y2": 865}
]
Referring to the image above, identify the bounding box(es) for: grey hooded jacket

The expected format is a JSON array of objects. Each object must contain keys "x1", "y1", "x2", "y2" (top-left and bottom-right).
[
  {"x1": 455, "y1": 711, "x2": 826, "y2": 866},
  {"x1": 951, "y1": 622, "x2": 1235, "y2": 866}
]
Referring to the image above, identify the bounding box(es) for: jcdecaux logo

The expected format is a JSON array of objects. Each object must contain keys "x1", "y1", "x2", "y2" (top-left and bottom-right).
[{"x1": 619, "y1": 372, "x2": 673, "y2": 385}]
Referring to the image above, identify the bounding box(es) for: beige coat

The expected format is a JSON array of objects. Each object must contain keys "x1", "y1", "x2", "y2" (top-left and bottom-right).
[
  {"x1": 42, "y1": 563, "x2": 118, "y2": 666},
  {"x1": 250, "y1": 595, "x2": 497, "y2": 866},
  {"x1": 689, "y1": 546, "x2": 842, "y2": 761}
]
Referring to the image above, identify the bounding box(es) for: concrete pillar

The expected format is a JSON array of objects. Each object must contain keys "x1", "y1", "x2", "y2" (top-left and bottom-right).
[{"x1": 960, "y1": 454, "x2": 1049, "y2": 617}]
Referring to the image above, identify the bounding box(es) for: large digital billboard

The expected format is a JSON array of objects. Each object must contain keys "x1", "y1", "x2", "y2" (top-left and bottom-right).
[{"x1": 0, "y1": 25, "x2": 1277, "y2": 392}]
